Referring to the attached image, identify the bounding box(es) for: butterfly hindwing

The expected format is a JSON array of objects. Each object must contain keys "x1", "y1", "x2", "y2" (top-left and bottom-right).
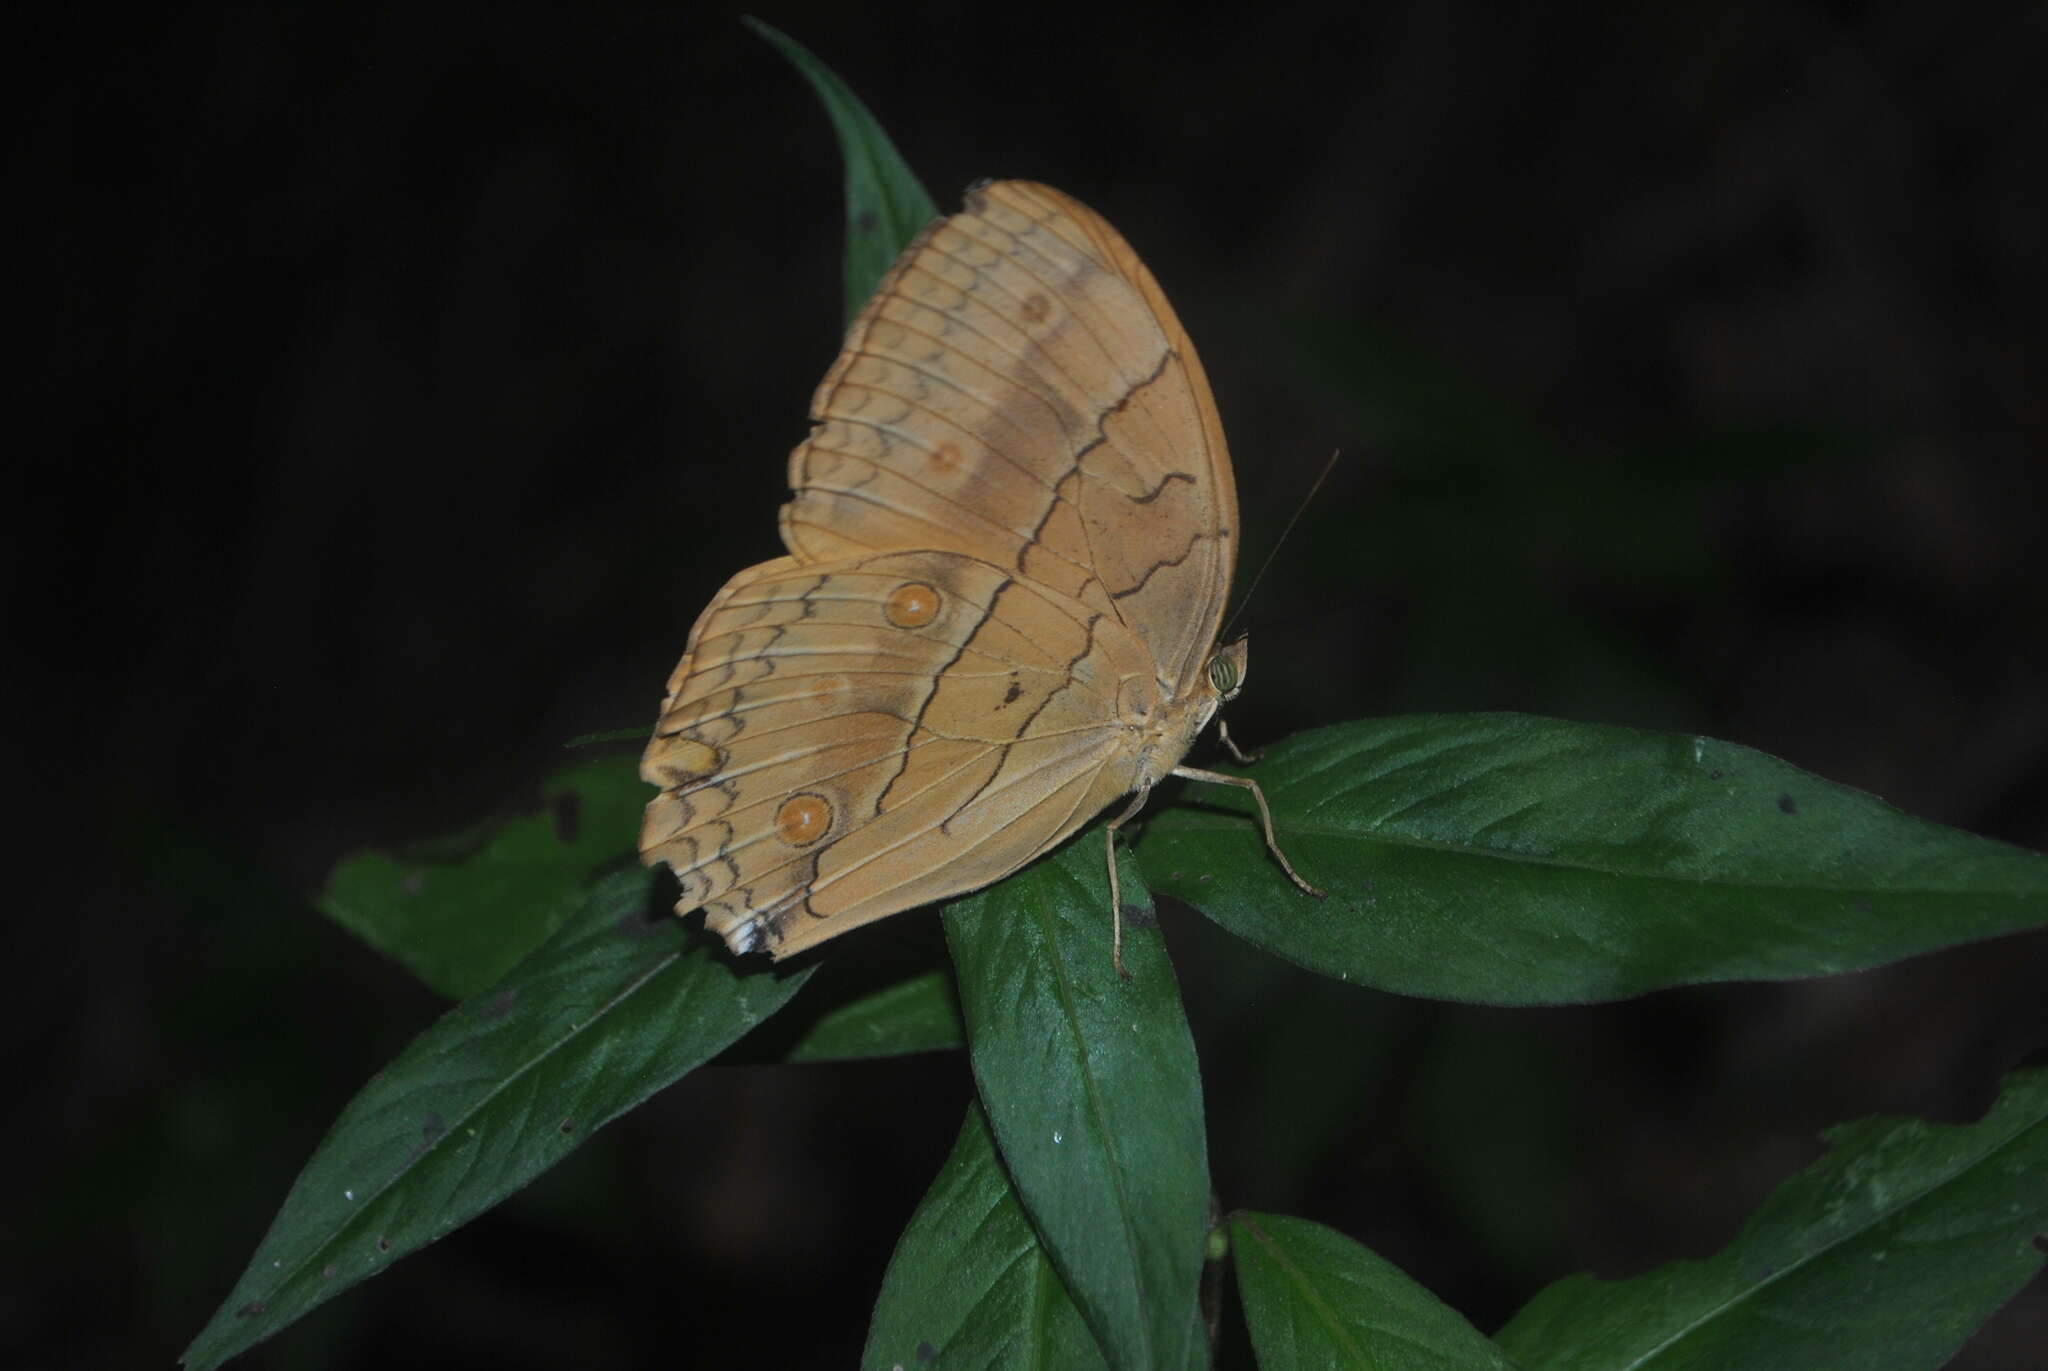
[{"x1": 640, "y1": 548, "x2": 1153, "y2": 954}]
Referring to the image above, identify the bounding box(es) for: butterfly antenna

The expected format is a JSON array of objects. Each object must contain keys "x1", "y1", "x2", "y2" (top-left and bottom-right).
[{"x1": 1223, "y1": 448, "x2": 1342, "y2": 639}]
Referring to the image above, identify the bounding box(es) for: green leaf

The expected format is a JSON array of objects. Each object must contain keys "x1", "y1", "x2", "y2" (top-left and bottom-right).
[
  {"x1": 1230, "y1": 1212, "x2": 1518, "y2": 1371},
  {"x1": 1497, "y1": 1066, "x2": 2048, "y2": 1371},
  {"x1": 864, "y1": 1106, "x2": 1109, "y2": 1371},
  {"x1": 783, "y1": 967, "x2": 962, "y2": 1061},
  {"x1": 1141, "y1": 714, "x2": 2048, "y2": 1003},
  {"x1": 743, "y1": 17, "x2": 939, "y2": 323},
  {"x1": 320, "y1": 755, "x2": 647, "y2": 998},
  {"x1": 708, "y1": 919, "x2": 961, "y2": 1064},
  {"x1": 183, "y1": 868, "x2": 812, "y2": 1370},
  {"x1": 945, "y1": 830, "x2": 1210, "y2": 1371}
]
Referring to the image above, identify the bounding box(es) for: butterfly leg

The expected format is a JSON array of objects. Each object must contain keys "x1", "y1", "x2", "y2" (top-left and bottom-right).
[
  {"x1": 1216, "y1": 717, "x2": 1262, "y2": 765},
  {"x1": 1104, "y1": 785, "x2": 1154, "y2": 980},
  {"x1": 1170, "y1": 766, "x2": 1325, "y2": 899}
]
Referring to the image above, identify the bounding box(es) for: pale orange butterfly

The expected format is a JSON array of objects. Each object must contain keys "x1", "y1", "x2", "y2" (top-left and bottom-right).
[{"x1": 640, "y1": 180, "x2": 1319, "y2": 974}]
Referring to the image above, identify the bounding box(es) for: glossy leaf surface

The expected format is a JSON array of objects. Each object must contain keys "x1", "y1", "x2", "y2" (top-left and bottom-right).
[
  {"x1": 185, "y1": 869, "x2": 811, "y2": 1369},
  {"x1": 947, "y1": 832, "x2": 1210, "y2": 1371},
  {"x1": 864, "y1": 1107, "x2": 1109, "y2": 1371},
  {"x1": 1498, "y1": 1068, "x2": 2048, "y2": 1371},
  {"x1": 1144, "y1": 715, "x2": 2048, "y2": 1003},
  {"x1": 1231, "y1": 1212, "x2": 1516, "y2": 1371}
]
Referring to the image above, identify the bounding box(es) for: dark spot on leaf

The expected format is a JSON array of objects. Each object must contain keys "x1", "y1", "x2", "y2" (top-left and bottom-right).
[
  {"x1": 402, "y1": 870, "x2": 426, "y2": 895},
  {"x1": 1778, "y1": 794, "x2": 1798, "y2": 814},
  {"x1": 615, "y1": 906, "x2": 667, "y2": 941},
  {"x1": 479, "y1": 988, "x2": 520, "y2": 1022},
  {"x1": 550, "y1": 789, "x2": 583, "y2": 843},
  {"x1": 236, "y1": 1300, "x2": 267, "y2": 1318},
  {"x1": 377, "y1": 1236, "x2": 392, "y2": 1253},
  {"x1": 323, "y1": 1264, "x2": 338, "y2": 1278},
  {"x1": 1198, "y1": 873, "x2": 1213, "y2": 882},
  {"x1": 916, "y1": 1340, "x2": 938, "y2": 1365},
  {"x1": 1002, "y1": 679, "x2": 1022, "y2": 705},
  {"x1": 1708, "y1": 769, "x2": 1723, "y2": 780},
  {"x1": 1123, "y1": 902, "x2": 1158, "y2": 930},
  {"x1": 1854, "y1": 898, "x2": 1873, "y2": 913},
  {"x1": 559, "y1": 1118, "x2": 576, "y2": 1135},
  {"x1": 406, "y1": 1113, "x2": 449, "y2": 1165}
]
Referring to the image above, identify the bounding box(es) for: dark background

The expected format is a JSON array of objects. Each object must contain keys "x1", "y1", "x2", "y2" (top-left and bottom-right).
[{"x1": 15, "y1": 2, "x2": 2047, "y2": 1367}]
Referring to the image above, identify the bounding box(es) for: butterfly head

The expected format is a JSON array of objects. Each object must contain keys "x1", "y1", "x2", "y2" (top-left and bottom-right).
[{"x1": 1206, "y1": 637, "x2": 1249, "y2": 702}]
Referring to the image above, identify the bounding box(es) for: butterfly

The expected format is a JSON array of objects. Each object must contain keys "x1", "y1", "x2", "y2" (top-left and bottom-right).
[{"x1": 640, "y1": 180, "x2": 1320, "y2": 974}]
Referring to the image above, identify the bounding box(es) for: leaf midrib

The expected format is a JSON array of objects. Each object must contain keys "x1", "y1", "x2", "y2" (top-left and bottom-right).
[
  {"x1": 251, "y1": 938, "x2": 686, "y2": 1315},
  {"x1": 1241, "y1": 1219, "x2": 1374, "y2": 1368},
  {"x1": 1143, "y1": 811, "x2": 2043, "y2": 895},
  {"x1": 1597, "y1": 1111, "x2": 2046, "y2": 1371},
  {"x1": 1024, "y1": 859, "x2": 1154, "y2": 1370}
]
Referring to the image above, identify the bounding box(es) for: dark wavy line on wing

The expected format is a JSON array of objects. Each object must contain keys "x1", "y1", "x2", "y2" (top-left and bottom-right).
[
  {"x1": 673, "y1": 732, "x2": 1010, "y2": 897},
  {"x1": 1107, "y1": 526, "x2": 1211, "y2": 603},
  {"x1": 875, "y1": 576, "x2": 1011, "y2": 812},
  {"x1": 808, "y1": 738, "x2": 1114, "y2": 910}
]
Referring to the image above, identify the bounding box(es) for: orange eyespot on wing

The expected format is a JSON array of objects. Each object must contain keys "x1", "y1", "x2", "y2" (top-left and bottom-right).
[
  {"x1": 883, "y1": 582, "x2": 942, "y2": 628},
  {"x1": 775, "y1": 794, "x2": 833, "y2": 846}
]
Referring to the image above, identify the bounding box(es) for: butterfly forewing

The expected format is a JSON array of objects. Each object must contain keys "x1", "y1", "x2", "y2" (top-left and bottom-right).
[{"x1": 780, "y1": 181, "x2": 1236, "y2": 694}]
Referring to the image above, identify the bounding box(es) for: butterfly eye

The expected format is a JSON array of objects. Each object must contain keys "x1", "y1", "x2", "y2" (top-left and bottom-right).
[{"x1": 1208, "y1": 654, "x2": 1240, "y2": 696}]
